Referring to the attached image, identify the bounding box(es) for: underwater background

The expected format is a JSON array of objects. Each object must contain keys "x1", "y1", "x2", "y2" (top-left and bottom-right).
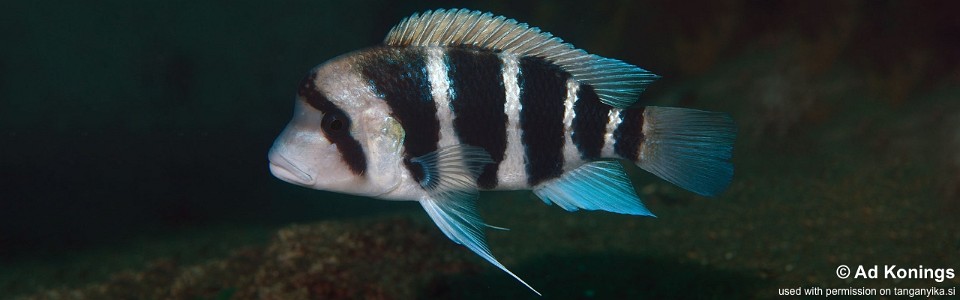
[{"x1": 2, "y1": 0, "x2": 958, "y2": 299}]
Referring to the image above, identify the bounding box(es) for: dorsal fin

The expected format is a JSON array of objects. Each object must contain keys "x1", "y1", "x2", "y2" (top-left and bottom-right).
[{"x1": 384, "y1": 9, "x2": 660, "y2": 108}]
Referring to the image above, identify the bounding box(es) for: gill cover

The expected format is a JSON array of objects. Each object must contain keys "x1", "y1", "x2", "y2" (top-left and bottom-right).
[{"x1": 359, "y1": 111, "x2": 406, "y2": 197}]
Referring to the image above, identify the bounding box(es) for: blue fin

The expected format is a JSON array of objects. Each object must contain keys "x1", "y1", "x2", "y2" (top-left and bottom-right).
[
  {"x1": 577, "y1": 57, "x2": 660, "y2": 108},
  {"x1": 533, "y1": 160, "x2": 654, "y2": 216},
  {"x1": 413, "y1": 145, "x2": 541, "y2": 295},
  {"x1": 637, "y1": 106, "x2": 736, "y2": 197}
]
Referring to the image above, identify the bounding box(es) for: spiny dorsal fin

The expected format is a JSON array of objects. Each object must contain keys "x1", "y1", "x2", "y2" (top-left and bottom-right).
[{"x1": 384, "y1": 9, "x2": 660, "y2": 108}]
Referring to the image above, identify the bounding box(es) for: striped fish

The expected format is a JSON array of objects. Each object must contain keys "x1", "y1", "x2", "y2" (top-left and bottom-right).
[{"x1": 268, "y1": 9, "x2": 735, "y2": 294}]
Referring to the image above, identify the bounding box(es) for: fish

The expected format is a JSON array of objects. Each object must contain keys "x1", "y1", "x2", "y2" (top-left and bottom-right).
[{"x1": 267, "y1": 8, "x2": 736, "y2": 295}]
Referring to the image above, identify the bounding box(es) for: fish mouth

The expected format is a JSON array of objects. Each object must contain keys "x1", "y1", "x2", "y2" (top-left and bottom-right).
[{"x1": 268, "y1": 152, "x2": 314, "y2": 186}]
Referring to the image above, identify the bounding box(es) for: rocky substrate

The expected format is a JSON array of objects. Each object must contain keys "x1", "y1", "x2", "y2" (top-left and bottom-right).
[{"x1": 19, "y1": 218, "x2": 476, "y2": 300}]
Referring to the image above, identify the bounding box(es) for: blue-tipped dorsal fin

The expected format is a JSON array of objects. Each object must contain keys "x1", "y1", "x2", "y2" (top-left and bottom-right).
[
  {"x1": 412, "y1": 145, "x2": 541, "y2": 295},
  {"x1": 384, "y1": 9, "x2": 659, "y2": 108},
  {"x1": 533, "y1": 160, "x2": 655, "y2": 216}
]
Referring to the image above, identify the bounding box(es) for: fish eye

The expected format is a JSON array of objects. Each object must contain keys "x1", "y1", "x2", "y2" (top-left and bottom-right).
[{"x1": 322, "y1": 112, "x2": 347, "y2": 132}]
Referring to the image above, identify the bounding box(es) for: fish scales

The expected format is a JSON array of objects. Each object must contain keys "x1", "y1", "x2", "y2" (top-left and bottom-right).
[
  {"x1": 572, "y1": 84, "x2": 613, "y2": 160},
  {"x1": 359, "y1": 47, "x2": 628, "y2": 189},
  {"x1": 446, "y1": 48, "x2": 507, "y2": 189},
  {"x1": 517, "y1": 55, "x2": 570, "y2": 186},
  {"x1": 356, "y1": 47, "x2": 438, "y2": 183},
  {"x1": 267, "y1": 8, "x2": 736, "y2": 295}
]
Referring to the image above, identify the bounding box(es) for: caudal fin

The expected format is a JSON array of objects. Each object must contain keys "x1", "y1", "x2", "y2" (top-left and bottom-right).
[{"x1": 635, "y1": 106, "x2": 736, "y2": 196}]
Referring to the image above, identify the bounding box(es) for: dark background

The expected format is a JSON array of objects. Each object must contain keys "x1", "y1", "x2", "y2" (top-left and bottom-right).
[{"x1": 1, "y1": 0, "x2": 959, "y2": 297}]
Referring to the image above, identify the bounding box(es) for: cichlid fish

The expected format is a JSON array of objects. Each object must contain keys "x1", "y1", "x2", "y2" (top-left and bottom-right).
[{"x1": 268, "y1": 9, "x2": 735, "y2": 294}]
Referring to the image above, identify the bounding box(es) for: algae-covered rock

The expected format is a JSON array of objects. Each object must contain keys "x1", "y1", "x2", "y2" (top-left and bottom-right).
[
  {"x1": 20, "y1": 218, "x2": 476, "y2": 300},
  {"x1": 241, "y1": 218, "x2": 474, "y2": 300}
]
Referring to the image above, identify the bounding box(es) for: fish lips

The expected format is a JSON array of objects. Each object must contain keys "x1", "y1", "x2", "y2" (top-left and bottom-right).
[{"x1": 268, "y1": 151, "x2": 314, "y2": 186}]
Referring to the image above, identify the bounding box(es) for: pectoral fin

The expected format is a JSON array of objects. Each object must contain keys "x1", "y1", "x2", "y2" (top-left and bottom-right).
[{"x1": 413, "y1": 145, "x2": 540, "y2": 295}]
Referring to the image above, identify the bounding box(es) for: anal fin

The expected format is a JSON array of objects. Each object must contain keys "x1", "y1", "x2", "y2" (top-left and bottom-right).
[
  {"x1": 534, "y1": 160, "x2": 654, "y2": 216},
  {"x1": 413, "y1": 145, "x2": 541, "y2": 295}
]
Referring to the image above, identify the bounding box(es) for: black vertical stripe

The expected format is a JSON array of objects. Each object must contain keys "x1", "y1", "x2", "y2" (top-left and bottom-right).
[
  {"x1": 571, "y1": 84, "x2": 611, "y2": 160},
  {"x1": 357, "y1": 47, "x2": 438, "y2": 184},
  {"x1": 447, "y1": 48, "x2": 507, "y2": 189},
  {"x1": 518, "y1": 56, "x2": 569, "y2": 186},
  {"x1": 613, "y1": 107, "x2": 646, "y2": 161},
  {"x1": 298, "y1": 70, "x2": 367, "y2": 175}
]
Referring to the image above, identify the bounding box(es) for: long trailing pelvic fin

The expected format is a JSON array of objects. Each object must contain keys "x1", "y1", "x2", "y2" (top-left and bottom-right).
[{"x1": 413, "y1": 145, "x2": 542, "y2": 295}]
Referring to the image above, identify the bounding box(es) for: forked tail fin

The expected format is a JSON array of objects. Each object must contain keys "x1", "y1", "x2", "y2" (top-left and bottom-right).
[{"x1": 631, "y1": 106, "x2": 736, "y2": 196}]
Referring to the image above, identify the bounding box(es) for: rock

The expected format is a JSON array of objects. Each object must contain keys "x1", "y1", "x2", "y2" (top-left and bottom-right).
[{"x1": 19, "y1": 217, "x2": 476, "y2": 300}]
